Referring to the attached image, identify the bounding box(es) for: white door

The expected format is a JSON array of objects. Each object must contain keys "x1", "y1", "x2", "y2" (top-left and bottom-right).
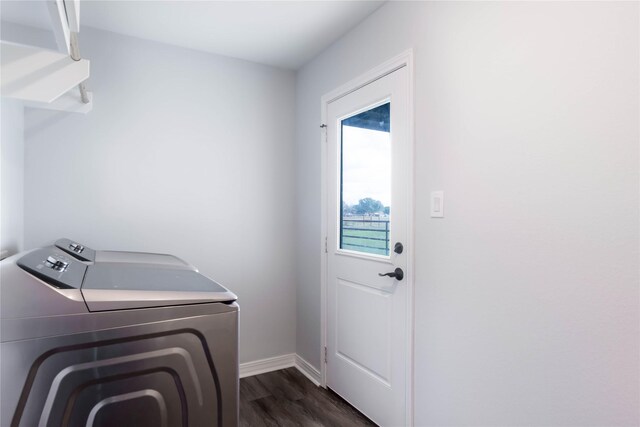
[{"x1": 326, "y1": 65, "x2": 411, "y2": 427}]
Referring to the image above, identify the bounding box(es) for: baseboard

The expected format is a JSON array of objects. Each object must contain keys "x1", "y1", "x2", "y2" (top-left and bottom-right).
[
  {"x1": 294, "y1": 354, "x2": 321, "y2": 386},
  {"x1": 239, "y1": 353, "x2": 295, "y2": 378},
  {"x1": 239, "y1": 353, "x2": 322, "y2": 386}
]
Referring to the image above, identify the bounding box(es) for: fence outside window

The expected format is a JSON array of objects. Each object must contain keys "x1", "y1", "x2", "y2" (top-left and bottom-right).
[{"x1": 340, "y1": 216, "x2": 390, "y2": 256}]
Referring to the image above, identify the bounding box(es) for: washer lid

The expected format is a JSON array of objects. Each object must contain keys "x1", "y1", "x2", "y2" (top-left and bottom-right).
[{"x1": 81, "y1": 264, "x2": 237, "y2": 312}]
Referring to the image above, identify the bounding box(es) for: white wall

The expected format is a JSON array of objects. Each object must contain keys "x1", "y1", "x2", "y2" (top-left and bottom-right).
[
  {"x1": 295, "y1": 2, "x2": 639, "y2": 426},
  {"x1": 0, "y1": 99, "x2": 24, "y2": 256},
  {"x1": 0, "y1": 20, "x2": 56, "y2": 50},
  {"x1": 0, "y1": 21, "x2": 56, "y2": 260},
  {"x1": 22, "y1": 26, "x2": 297, "y2": 364}
]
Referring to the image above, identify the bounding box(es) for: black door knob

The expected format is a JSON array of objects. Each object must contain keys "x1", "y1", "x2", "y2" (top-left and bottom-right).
[
  {"x1": 394, "y1": 242, "x2": 403, "y2": 254},
  {"x1": 378, "y1": 267, "x2": 404, "y2": 281}
]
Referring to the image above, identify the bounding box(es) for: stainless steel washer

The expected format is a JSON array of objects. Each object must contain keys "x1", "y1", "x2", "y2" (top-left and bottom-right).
[{"x1": 1, "y1": 245, "x2": 239, "y2": 427}]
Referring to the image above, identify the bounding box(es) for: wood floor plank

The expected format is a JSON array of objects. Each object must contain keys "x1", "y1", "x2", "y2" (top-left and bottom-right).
[
  {"x1": 255, "y1": 370, "x2": 306, "y2": 402},
  {"x1": 239, "y1": 368, "x2": 377, "y2": 427},
  {"x1": 252, "y1": 395, "x2": 324, "y2": 427},
  {"x1": 240, "y1": 375, "x2": 271, "y2": 402}
]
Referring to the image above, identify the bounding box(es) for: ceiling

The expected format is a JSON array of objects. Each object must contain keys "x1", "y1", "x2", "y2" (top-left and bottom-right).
[{"x1": 0, "y1": 1, "x2": 385, "y2": 69}]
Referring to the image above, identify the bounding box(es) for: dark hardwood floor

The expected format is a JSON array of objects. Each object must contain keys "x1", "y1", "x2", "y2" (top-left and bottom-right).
[{"x1": 240, "y1": 367, "x2": 377, "y2": 426}]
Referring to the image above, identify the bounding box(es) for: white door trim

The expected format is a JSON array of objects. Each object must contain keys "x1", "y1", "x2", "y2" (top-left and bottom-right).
[{"x1": 320, "y1": 49, "x2": 415, "y2": 426}]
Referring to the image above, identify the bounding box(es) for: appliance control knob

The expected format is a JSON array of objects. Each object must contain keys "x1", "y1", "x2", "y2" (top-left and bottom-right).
[
  {"x1": 45, "y1": 256, "x2": 69, "y2": 271},
  {"x1": 69, "y1": 243, "x2": 84, "y2": 253}
]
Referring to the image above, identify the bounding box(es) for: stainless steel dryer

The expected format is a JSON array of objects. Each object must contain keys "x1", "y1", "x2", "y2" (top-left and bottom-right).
[
  {"x1": 1, "y1": 246, "x2": 239, "y2": 427},
  {"x1": 54, "y1": 238, "x2": 196, "y2": 269}
]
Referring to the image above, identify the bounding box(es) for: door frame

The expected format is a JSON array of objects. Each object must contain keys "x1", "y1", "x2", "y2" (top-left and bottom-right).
[{"x1": 319, "y1": 49, "x2": 415, "y2": 426}]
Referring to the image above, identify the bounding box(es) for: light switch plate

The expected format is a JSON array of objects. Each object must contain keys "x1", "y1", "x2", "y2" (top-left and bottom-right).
[{"x1": 431, "y1": 191, "x2": 444, "y2": 218}]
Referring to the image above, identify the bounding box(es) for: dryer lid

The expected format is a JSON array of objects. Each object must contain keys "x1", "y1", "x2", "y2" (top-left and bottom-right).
[{"x1": 81, "y1": 264, "x2": 237, "y2": 312}]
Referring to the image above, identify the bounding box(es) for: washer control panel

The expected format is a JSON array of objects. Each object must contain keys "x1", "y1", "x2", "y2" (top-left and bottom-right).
[
  {"x1": 54, "y1": 238, "x2": 96, "y2": 262},
  {"x1": 17, "y1": 248, "x2": 87, "y2": 289}
]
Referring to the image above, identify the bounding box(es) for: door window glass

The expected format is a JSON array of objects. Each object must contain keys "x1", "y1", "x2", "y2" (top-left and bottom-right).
[{"x1": 340, "y1": 102, "x2": 391, "y2": 256}]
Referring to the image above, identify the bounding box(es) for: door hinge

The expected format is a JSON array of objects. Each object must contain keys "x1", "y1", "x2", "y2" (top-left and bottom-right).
[
  {"x1": 320, "y1": 123, "x2": 327, "y2": 143},
  {"x1": 324, "y1": 346, "x2": 328, "y2": 364},
  {"x1": 324, "y1": 236, "x2": 328, "y2": 253}
]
